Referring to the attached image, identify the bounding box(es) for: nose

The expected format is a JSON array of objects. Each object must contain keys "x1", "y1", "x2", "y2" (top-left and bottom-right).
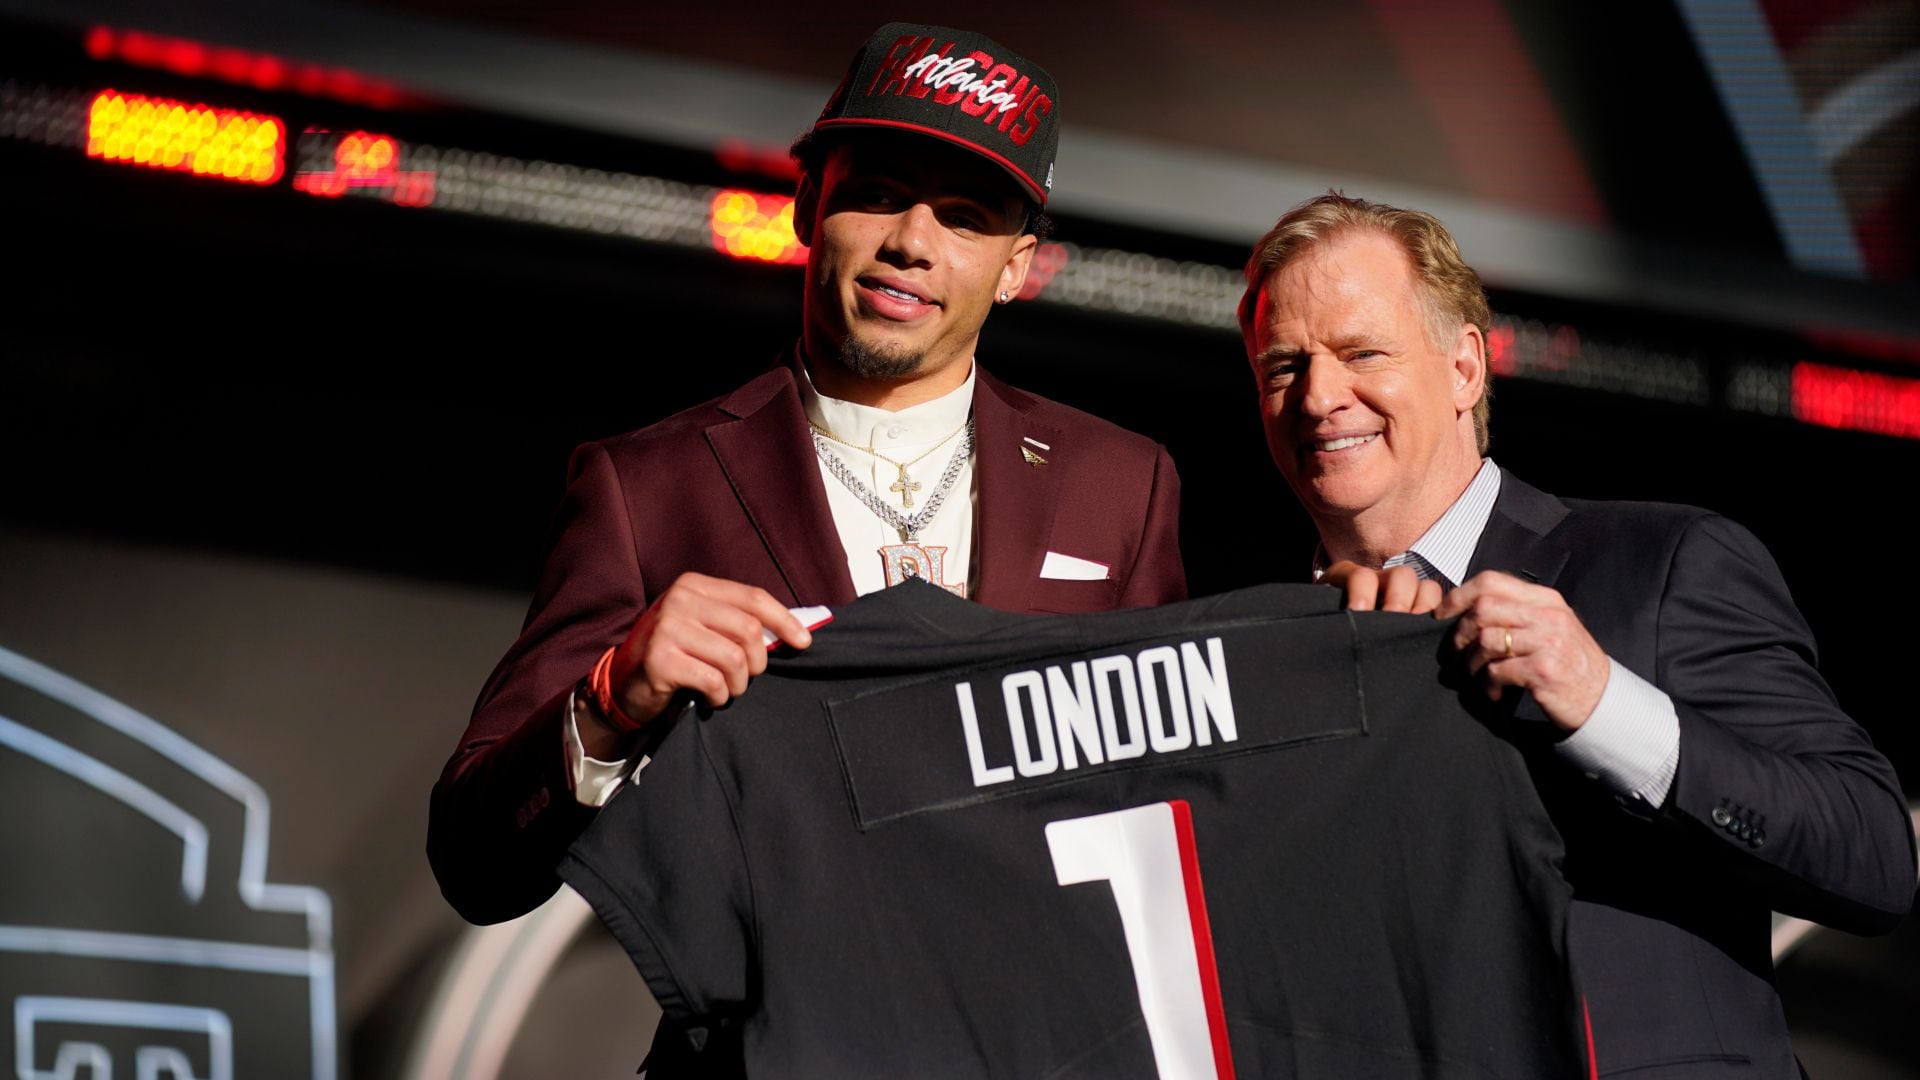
[
  {"x1": 879, "y1": 201, "x2": 938, "y2": 268},
  {"x1": 1294, "y1": 353, "x2": 1352, "y2": 420}
]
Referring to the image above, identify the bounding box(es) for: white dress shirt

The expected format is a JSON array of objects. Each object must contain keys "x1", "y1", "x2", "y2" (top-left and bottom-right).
[{"x1": 800, "y1": 361, "x2": 978, "y2": 598}]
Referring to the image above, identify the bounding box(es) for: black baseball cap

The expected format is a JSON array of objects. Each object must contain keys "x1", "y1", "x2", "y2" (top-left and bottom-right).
[{"x1": 810, "y1": 22, "x2": 1060, "y2": 205}]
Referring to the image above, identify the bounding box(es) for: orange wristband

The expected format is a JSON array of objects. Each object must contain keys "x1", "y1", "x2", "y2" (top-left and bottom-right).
[{"x1": 588, "y1": 646, "x2": 646, "y2": 733}]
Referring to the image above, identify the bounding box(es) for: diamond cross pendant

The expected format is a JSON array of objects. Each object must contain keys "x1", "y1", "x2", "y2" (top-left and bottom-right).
[{"x1": 890, "y1": 465, "x2": 922, "y2": 508}]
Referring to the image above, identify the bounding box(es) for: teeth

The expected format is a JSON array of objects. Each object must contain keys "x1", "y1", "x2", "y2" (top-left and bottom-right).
[
  {"x1": 1317, "y1": 435, "x2": 1378, "y2": 452},
  {"x1": 875, "y1": 284, "x2": 921, "y2": 303}
]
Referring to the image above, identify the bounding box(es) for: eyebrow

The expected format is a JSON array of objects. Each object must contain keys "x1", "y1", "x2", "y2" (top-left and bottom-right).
[
  {"x1": 1335, "y1": 329, "x2": 1397, "y2": 349},
  {"x1": 842, "y1": 162, "x2": 1003, "y2": 204},
  {"x1": 1255, "y1": 332, "x2": 1396, "y2": 365},
  {"x1": 937, "y1": 182, "x2": 1003, "y2": 206},
  {"x1": 938, "y1": 187, "x2": 1022, "y2": 228},
  {"x1": 842, "y1": 171, "x2": 1016, "y2": 226}
]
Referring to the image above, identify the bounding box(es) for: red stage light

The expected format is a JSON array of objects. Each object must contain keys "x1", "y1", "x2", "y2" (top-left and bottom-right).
[
  {"x1": 1017, "y1": 242, "x2": 1069, "y2": 300},
  {"x1": 83, "y1": 26, "x2": 113, "y2": 60},
  {"x1": 292, "y1": 130, "x2": 435, "y2": 205},
  {"x1": 1800, "y1": 326, "x2": 1920, "y2": 368},
  {"x1": 714, "y1": 139, "x2": 801, "y2": 183},
  {"x1": 336, "y1": 131, "x2": 398, "y2": 184},
  {"x1": 1791, "y1": 362, "x2": 1920, "y2": 440},
  {"x1": 85, "y1": 90, "x2": 284, "y2": 184},
  {"x1": 710, "y1": 190, "x2": 806, "y2": 266},
  {"x1": 84, "y1": 26, "x2": 412, "y2": 110},
  {"x1": 1486, "y1": 323, "x2": 1517, "y2": 375}
]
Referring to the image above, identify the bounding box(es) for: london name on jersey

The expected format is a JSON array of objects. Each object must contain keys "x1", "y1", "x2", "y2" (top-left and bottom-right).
[
  {"x1": 955, "y1": 637, "x2": 1238, "y2": 788},
  {"x1": 824, "y1": 620, "x2": 1365, "y2": 830}
]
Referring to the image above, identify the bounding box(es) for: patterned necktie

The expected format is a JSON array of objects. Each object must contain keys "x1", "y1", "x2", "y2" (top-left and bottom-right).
[{"x1": 1383, "y1": 550, "x2": 1451, "y2": 590}]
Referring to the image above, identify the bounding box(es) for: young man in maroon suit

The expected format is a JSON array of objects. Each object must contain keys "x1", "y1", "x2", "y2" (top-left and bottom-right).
[{"x1": 430, "y1": 23, "x2": 1188, "y2": 925}]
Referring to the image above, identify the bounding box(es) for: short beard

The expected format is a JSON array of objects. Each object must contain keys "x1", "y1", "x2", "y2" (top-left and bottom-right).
[{"x1": 838, "y1": 335, "x2": 924, "y2": 381}]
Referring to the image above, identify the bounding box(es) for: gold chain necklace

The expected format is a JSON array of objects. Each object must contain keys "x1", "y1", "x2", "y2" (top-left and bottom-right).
[{"x1": 808, "y1": 416, "x2": 969, "y2": 509}]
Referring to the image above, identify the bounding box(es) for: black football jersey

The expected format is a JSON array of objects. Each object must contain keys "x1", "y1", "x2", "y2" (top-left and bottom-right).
[{"x1": 561, "y1": 581, "x2": 1585, "y2": 1079}]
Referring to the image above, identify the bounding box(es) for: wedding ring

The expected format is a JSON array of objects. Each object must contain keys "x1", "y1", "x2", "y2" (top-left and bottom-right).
[{"x1": 1502, "y1": 628, "x2": 1514, "y2": 658}]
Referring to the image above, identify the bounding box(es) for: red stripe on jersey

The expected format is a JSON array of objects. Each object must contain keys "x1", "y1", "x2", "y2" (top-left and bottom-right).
[
  {"x1": 1583, "y1": 996, "x2": 1598, "y2": 1080},
  {"x1": 1169, "y1": 799, "x2": 1236, "y2": 1079}
]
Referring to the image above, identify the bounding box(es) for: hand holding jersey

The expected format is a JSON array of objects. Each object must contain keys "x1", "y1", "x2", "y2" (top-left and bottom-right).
[
  {"x1": 1437, "y1": 569, "x2": 1610, "y2": 732},
  {"x1": 581, "y1": 574, "x2": 817, "y2": 753},
  {"x1": 1319, "y1": 560, "x2": 1611, "y2": 734},
  {"x1": 1318, "y1": 559, "x2": 1441, "y2": 614}
]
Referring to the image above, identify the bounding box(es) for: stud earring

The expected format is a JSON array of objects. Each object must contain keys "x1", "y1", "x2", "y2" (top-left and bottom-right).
[{"x1": 998, "y1": 291, "x2": 1010, "y2": 304}]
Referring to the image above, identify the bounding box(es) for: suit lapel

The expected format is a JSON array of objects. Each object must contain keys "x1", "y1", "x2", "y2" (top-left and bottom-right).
[
  {"x1": 970, "y1": 369, "x2": 1064, "y2": 612},
  {"x1": 1466, "y1": 471, "x2": 1573, "y2": 728},
  {"x1": 1466, "y1": 470, "x2": 1573, "y2": 590},
  {"x1": 705, "y1": 362, "x2": 859, "y2": 607}
]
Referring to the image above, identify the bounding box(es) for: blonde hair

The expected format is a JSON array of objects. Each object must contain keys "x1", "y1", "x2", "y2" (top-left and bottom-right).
[{"x1": 1239, "y1": 192, "x2": 1492, "y2": 454}]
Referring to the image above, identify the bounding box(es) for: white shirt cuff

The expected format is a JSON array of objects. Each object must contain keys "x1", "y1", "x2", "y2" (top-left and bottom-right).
[
  {"x1": 1554, "y1": 658, "x2": 1681, "y2": 806},
  {"x1": 564, "y1": 688, "x2": 635, "y2": 808}
]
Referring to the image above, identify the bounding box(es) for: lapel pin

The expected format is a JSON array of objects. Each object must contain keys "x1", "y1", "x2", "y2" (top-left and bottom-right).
[{"x1": 1021, "y1": 446, "x2": 1047, "y2": 467}]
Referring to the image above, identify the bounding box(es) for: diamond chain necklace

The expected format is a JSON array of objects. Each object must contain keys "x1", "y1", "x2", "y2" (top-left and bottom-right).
[
  {"x1": 810, "y1": 416, "x2": 975, "y2": 542},
  {"x1": 809, "y1": 415, "x2": 969, "y2": 509}
]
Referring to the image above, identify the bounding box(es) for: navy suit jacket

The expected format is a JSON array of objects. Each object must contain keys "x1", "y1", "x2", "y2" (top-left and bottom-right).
[
  {"x1": 1468, "y1": 472, "x2": 1914, "y2": 1078},
  {"x1": 429, "y1": 355, "x2": 1188, "y2": 925}
]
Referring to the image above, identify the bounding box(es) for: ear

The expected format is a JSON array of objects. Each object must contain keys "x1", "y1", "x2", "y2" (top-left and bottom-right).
[
  {"x1": 997, "y1": 233, "x2": 1039, "y2": 303},
  {"x1": 1450, "y1": 322, "x2": 1486, "y2": 416},
  {"x1": 793, "y1": 172, "x2": 819, "y2": 249}
]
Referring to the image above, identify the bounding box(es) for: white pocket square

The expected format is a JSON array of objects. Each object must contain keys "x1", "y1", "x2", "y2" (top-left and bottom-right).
[{"x1": 1040, "y1": 551, "x2": 1109, "y2": 581}]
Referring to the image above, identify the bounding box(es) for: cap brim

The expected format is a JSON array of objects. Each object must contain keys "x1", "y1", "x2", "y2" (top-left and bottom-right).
[{"x1": 812, "y1": 117, "x2": 1047, "y2": 206}]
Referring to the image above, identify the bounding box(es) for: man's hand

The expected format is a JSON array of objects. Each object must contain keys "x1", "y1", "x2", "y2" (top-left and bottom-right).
[
  {"x1": 1434, "y1": 570, "x2": 1610, "y2": 731},
  {"x1": 589, "y1": 573, "x2": 813, "y2": 750},
  {"x1": 1321, "y1": 561, "x2": 1444, "y2": 614}
]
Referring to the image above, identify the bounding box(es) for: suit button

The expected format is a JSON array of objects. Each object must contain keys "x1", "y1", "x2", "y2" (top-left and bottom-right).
[
  {"x1": 1711, "y1": 807, "x2": 1732, "y2": 826},
  {"x1": 1749, "y1": 829, "x2": 1766, "y2": 848}
]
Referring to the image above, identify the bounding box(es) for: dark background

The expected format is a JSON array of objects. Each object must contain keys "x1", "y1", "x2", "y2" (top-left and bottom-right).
[{"x1": 1, "y1": 2, "x2": 1916, "y2": 1076}]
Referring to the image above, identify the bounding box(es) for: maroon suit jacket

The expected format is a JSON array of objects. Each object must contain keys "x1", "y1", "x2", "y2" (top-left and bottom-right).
[{"x1": 430, "y1": 357, "x2": 1187, "y2": 923}]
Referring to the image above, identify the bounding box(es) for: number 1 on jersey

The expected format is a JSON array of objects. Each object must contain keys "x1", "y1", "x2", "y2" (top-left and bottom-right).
[{"x1": 1046, "y1": 800, "x2": 1236, "y2": 1080}]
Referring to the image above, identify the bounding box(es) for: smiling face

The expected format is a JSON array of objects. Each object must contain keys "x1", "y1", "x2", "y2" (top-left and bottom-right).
[
  {"x1": 796, "y1": 131, "x2": 1036, "y2": 405},
  {"x1": 1247, "y1": 228, "x2": 1487, "y2": 562}
]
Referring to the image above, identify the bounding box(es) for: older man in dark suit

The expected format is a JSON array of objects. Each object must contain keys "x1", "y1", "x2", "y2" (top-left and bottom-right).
[
  {"x1": 431, "y1": 23, "x2": 1187, "y2": 927},
  {"x1": 1241, "y1": 192, "x2": 1914, "y2": 1078}
]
